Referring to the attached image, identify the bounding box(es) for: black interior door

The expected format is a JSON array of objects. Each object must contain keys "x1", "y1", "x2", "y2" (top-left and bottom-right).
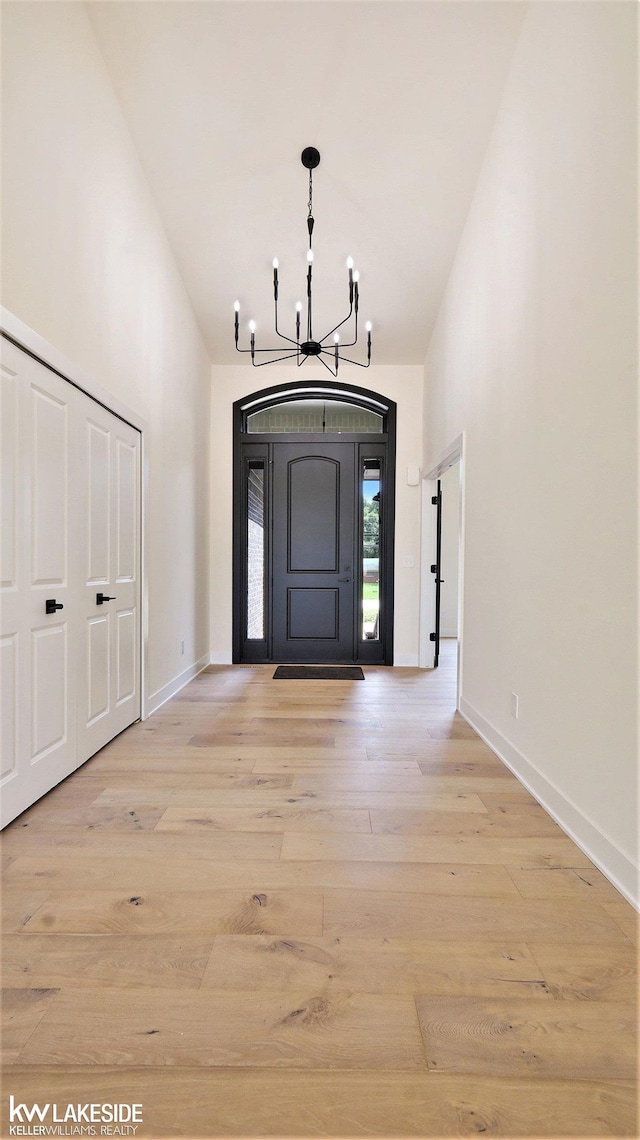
[{"x1": 272, "y1": 442, "x2": 356, "y2": 662}]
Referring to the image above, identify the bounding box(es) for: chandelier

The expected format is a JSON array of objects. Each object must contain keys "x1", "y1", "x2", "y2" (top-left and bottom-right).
[{"x1": 234, "y1": 147, "x2": 372, "y2": 375}]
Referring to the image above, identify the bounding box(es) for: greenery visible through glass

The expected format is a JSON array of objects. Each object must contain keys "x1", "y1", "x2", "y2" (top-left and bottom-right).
[
  {"x1": 362, "y1": 460, "x2": 380, "y2": 640},
  {"x1": 247, "y1": 399, "x2": 383, "y2": 434}
]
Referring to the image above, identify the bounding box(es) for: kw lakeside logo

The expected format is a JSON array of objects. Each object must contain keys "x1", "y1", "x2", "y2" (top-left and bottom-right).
[{"x1": 7, "y1": 1097, "x2": 144, "y2": 1137}]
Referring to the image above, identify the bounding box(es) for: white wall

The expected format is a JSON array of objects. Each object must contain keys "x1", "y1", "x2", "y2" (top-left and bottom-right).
[
  {"x1": 211, "y1": 364, "x2": 424, "y2": 665},
  {"x1": 1, "y1": 2, "x2": 212, "y2": 709},
  {"x1": 424, "y1": 2, "x2": 637, "y2": 903},
  {"x1": 439, "y1": 463, "x2": 460, "y2": 638}
]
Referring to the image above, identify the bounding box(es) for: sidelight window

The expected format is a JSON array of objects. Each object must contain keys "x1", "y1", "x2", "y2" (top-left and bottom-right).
[
  {"x1": 246, "y1": 461, "x2": 265, "y2": 640},
  {"x1": 361, "y1": 458, "x2": 381, "y2": 641}
]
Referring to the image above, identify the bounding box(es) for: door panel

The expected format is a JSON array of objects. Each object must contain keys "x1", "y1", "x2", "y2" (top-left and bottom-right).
[
  {"x1": 31, "y1": 623, "x2": 68, "y2": 759},
  {"x1": 0, "y1": 342, "x2": 79, "y2": 826},
  {"x1": 87, "y1": 420, "x2": 110, "y2": 583},
  {"x1": 77, "y1": 397, "x2": 140, "y2": 760},
  {"x1": 288, "y1": 457, "x2": 339, "y2": 571},
  {"x1": 273, "y1": 442, "x2": 355, "y2": 662},
  {"x1": 32, "y1": 386, "x2": 68, "y2": 585},
  {"x1": 116, "y1": 609, "x2": 136, "y2": 704}
]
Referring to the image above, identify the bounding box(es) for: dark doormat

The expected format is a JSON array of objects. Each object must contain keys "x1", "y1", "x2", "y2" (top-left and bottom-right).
[{"x1": 273, "y1": 665, "x2": 365, "y2": 680}]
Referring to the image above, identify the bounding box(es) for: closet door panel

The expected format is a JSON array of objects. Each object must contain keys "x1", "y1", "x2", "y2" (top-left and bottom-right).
[
  {"x1": 76, "y1": 393, "x2": 140, "y2": 761},
  {"x1": 0, "y1": 341, "x2": 78, "y2": 827}
]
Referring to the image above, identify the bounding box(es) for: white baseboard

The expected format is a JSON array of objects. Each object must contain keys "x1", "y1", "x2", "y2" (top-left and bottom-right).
[
  {"x1": 145, "y1": 653, "x2": 210, "y2": 716},
  {"x1": 393, "y1": 653, "x2": 420, "y2": 667},
  {"x1": 460, "y1": 696, "x2": 639, "y2": 911},
  {"x1": 209, "y1": 650, "x2": 233, "y2": 665}
]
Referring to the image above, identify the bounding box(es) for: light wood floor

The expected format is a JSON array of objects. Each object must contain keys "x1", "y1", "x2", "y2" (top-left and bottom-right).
[{"x1": 2, "y1": 642, "x2": 637, "y2": 1138}]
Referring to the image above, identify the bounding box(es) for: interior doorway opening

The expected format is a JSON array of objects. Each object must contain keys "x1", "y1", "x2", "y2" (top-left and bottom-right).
[
  {"x1": 421, "y1": 436, "x2": 464, "y2": 708},
  {"x1": 233, "y1": 380, "x2": 396, "y2": 665}
]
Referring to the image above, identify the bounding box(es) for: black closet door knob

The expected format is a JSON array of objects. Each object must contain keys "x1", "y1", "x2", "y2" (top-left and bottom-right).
[
  {"x1": 96, "y1": 593, "x2": 116, "y2": 605},
  {"x1": 45, "y1": 599, "x2": 63, "y2": 614}
]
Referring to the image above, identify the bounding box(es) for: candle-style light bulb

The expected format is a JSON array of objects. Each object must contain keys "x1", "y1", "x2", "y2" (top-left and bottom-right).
[
  {"x1": 249, "y1": 320, "x2": 256, "y2": 334},
  {"x1": 307, "y1": 249, "x2": 314, "y2": 263},
  {"x1": 346, "y1": 256, "x2": 354, "y2": 270},
  {"x1": 334, "y1": 334, "x2": 340, "y2": 344},
  {"x1": 365, "y1": 321, "x2": 372, "y2": 332},
  {"x1": 295, "y1": 301, "x2": 302, "y2": 312},
  {"x1": 353, "y1": 270, "x2": 359, "y2": 283},
  {"x1": 234, "y1": 300, "x2": 240, "y2": 312},
  {"x1": 272, "y1": 258, "x2": 279, "y2": 269}
]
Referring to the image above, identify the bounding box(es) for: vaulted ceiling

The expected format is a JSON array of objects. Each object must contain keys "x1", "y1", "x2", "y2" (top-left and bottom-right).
[{"x1": 88, "y1": 1, "x2": 526, "y2": 365}]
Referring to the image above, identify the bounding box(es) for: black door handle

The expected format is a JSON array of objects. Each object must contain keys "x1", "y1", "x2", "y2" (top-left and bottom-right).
[
  {"x1": 338, "y1": 577, "x2": 351, "y2": 583},
  {"x1": 96, "y1": 593, "x2": 117, "y2": 605},
  {"x1": 45, "y1": 599, "x2": 63, "y2": 614}
]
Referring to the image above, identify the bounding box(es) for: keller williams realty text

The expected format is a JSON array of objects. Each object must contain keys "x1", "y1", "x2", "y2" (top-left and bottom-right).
[{"x1": 8, "y1": 1098, "x2": 143, "y2": 1135}]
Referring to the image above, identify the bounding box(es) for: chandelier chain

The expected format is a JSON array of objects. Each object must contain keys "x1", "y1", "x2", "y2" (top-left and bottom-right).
[{"x1": 307, "y1": 170, "x2": 313, "y2": 220}]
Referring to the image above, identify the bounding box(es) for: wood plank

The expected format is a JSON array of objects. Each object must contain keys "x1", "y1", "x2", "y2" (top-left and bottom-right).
[
  {"x1": 252, "y1": 759, "x2": 422, "y2": 774},
  {"x1": 290, "y1": 774, "x2": 531, "y2": 793},
  {"x1": 2, "y1": 934, "x2": 214, "y2": 989},
  {"x1": 281, "y1": 831, "x2": 594, "y2": 867},
  {"x1": 322, "y1": 890, "x2": 628, "y2": 943},
  {"x1": 5, "y1": 856, "x2": 520, "y2": 896},
  {"x1": 528, "y1": 942, "x2": 638, "y2": 1002},
  {"x1": 415, "y1": 995, "x2": 637, "y2": 1079},
  {"x1": 17, "y1": 987, "x2": 426, "y2": 1069},
  {"x1": 1, "y1": 830, "x2": 283, "y2": 860},
  {"x1": 82, "y1": 751, "x2": 260, "y2": 772},
  {"x1": 2, "y1": 988, "x2": 59, "y2": 1063},
  {"x1": 370, "y1": 808, "x2": 563, "y2": 837},
  {"x1": 507, "y1": 865, "x2": 628, "y2": 903},
  {"x1": 1, "y1": 890, "x2": 50, "y2": 932},
  {"x1": 154, "y1": 806, "x2": 372, "y2": 834},
  {"x1": 601, "y1": 901, "x2": 638, "y2": 943},
  {"x1": 202, "y1": 936, "x2": 553, "y2": 999},
  {"x1": 2, "y1": 1068, "x2": 636, "y2": 1138},
  {"x1": 10, "y1": 804, "x2": 165, "y2": 833},
  {"x1": 91, "y1": 787, "x2": 490, "y2": 812},
  {"x1": 20, "y1": 889, "x2": 323, "y2": 936}
]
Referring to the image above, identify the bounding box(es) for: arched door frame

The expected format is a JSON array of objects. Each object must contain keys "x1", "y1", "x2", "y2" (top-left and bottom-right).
[{"x1": 232, "y1": 379, "x2": 397, "y2": 665}]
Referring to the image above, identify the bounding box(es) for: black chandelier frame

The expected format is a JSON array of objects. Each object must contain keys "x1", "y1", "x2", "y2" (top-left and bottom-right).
[{"x1": 234, "y1": 147, "x2": 372, "y2": 375}]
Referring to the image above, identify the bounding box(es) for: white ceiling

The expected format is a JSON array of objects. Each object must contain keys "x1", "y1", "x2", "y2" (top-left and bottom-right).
[{"x1": 88, "y1": 1, "x2": 526, "y2": 366}]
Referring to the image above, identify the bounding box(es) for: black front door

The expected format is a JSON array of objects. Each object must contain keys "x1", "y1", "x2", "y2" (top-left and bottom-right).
[{"x1": 272, "y1": 442, "x2": 356, "y2": 662}]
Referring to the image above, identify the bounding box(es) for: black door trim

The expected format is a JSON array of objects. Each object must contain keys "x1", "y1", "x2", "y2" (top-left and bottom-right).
[{"x1": 233, "y1": 380, "x2": 396, "y2": 665}]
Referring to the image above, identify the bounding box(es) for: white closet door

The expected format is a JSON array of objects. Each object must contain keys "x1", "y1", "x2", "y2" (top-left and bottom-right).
[
  {"x1": 76, "y1": 395, "x2": 141, "y2": 759},
  {"x1": 0, "y1": 338, "x2": 141, "y2": 828}
]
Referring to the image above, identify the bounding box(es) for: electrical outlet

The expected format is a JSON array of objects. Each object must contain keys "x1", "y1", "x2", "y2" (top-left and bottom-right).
[
  {"x1": 180, "y1": 640, "x2": 185, "y2": 655},
  {"x1": 511, "y1": 692, "x2": 519, "y2": 719}
]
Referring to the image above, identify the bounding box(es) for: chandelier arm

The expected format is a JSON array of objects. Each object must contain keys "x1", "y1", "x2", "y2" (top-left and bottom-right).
[
  {"x1": 322, "y1": 351, "x2": 371, "y2": 369},
  {"x1": 250, "y1": 351, "x2": 300, "y2": 367},
  {"x1": 319, "y1": 300, "x2": 354, "y2": 344},
  {"x1": 316, "y1": 352, "x2": 338, "y2": 377},
  {"x1": 237, "y1": 343, "x2": 303, "y2": 354},
  {"x1": 274, "y1": 297, "x2": 299, "y2": 346}
]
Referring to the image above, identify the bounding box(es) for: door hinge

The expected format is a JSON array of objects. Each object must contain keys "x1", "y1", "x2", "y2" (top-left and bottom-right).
[
  {"x1": 430, "y1": 632, "x2": 436, "y2": 642},
  {"x1": 430, "y1": 563, "x2": 437, "y2": 573},
  {"x1": 431, "y1": 495, "x2": 438, "y2": 505}
]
